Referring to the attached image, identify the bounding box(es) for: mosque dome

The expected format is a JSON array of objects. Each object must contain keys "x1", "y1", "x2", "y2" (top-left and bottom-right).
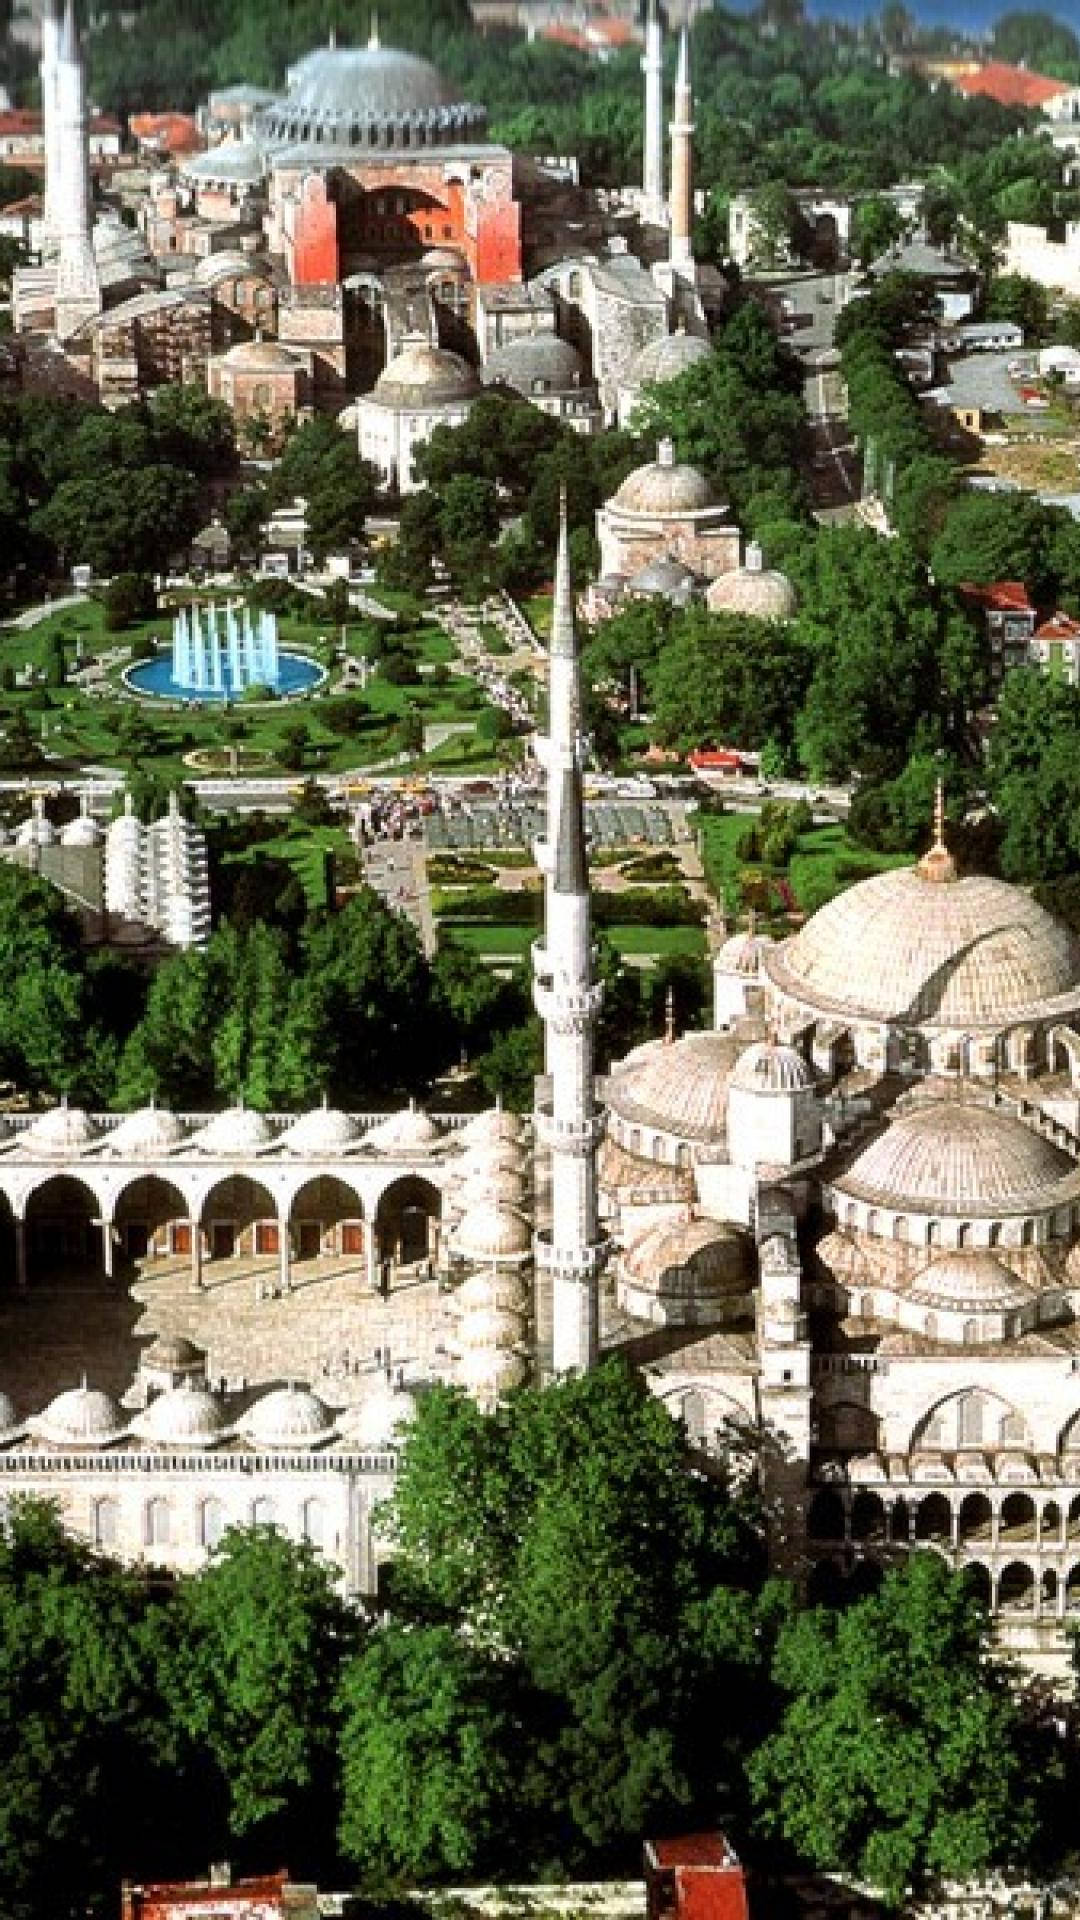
[
  {"x1": 456, "y1": 1269, "x2": 528, "y2": 1314},
  {"x1": 371, "y1": 343, "x2": 480, "y2": 410},
  {"x1": 458, "y1": 1140, "x2": 528, "y2": 1182},
  {"x1": 706, "y1": 566, "x2": 797, "y2": 620},
  {"x1": 278, "y1": 1102, "x2": 360, "y2": 1156},
  {"x1": 907, "y1": 1252, "x2": 1034, "y2": 1313},
  {"x1": 16, "y1": 805, "x2": 54, "y2": 847},
  {"x1": 764, "y1": 862, "x2": 1080, "y2": 1030},
  {"x1": 459, "y1": 1166, "x2": 529, "y2": 1210},
  {"x1": 627, "y1": 556, "x2": 698, "y2": 599},
  {"x1": 612, "y1": 446, "x2": 717, "y2": 515},
  {"x1": 32, "y1": 1385, "x2": 126, "y2": 1447},
  {"x1": 457, "y1": 1345, "x2": 528, "y2": 1398},
  {"x1": 105, "y1": 1103, "x2": 186, "y2": 1156},
  {"x1": 221, "y1": 339, "x2": 300, "y2": 373},
  {"x1": 193, "y1": 249, "x2": 267, "y2": 282},
  {"x1": 364, "y1": 1102, "x2": 440, "y2": 1152},
  {"x1": 240, "y1": 1384, "x2": 335, "y2": 1448},
  {"x1": 728, "y1": 1040, "x2": 815, "y2": 1095},
  {"x1": 458, "y1": 1106, "x2": 524, "y2": 1148},
  {"x1": 455, "y1": 1200, "x2": 532, "y2": 1261},
  {"x1": 458, "y1": 1304, "x2": 527, "y2": 1349},
  {"x1": 262, "y1": 42, "x2": 486, "y2": 153},
  {"x1": 141, "y1": 1334, "x2": 205, "y2": 1374},
  {"x1": 834, "y1": 1102, "x2": 1076, "y2": 1219},
  {"x1": 192, "y1": 1105, "x2": 276, "y2": 1154},
  {"x1": 622, "y1": 1216, "x2": 751, "y2": 1296},
  {"x1": 609, "y1": 1029, "x2": 741, "y2": 1143},
  {"x1": 133, "y1": 1383, "x2": 225, "y2": 1448},
  {"x1": 183, "y1": 141, "x2": 264, "y2": 186},
  {"x1": 482, "y1": 334, "x2": 586, "y2": 395},
  {"x1": 627, "y1": 329, "x2": 711, "y2": 388},
  {"x1": 23, "y1": 1100, "x2": 99, "y2": 1155},
  {"x1": 715, "y1": 927, "x2": 774, "y2": 978},
  {"x1": 336, "y1": 1380, "x2": 416, "y2": 1449}
]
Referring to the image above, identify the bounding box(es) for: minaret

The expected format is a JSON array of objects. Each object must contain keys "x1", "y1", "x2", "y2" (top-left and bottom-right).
[
  {"x1": 641, "y1": 0, "x2": 664, "y2": 227},
  {"x1": 40, "y1": 0, "x2": 63, "y2": 248},
  {"x1": 53, "y1": 0, "x2": 101, "y2": 342},
  {"x1": 668, "y1": 25, "x2": 695, "y2": 272},
  {"x1": 533, "y1": 495, "x2": 604, "y2": 1376}
]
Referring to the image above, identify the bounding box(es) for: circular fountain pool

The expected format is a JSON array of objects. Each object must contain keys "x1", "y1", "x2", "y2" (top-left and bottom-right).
[{"x1": 124, "y1": 648, "x2": 326, "y2": 704}]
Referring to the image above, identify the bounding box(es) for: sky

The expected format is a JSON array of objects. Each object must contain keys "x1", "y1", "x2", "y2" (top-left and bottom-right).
[{"x1": 725, "y1": 0, "x2": 1080, "y2": 31}]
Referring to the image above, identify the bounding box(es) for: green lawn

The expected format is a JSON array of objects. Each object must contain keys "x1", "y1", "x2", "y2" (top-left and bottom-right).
[
  {"x1": 699, "y1": 810, "x2": 908, "y2": 924},
  {"x1": 221, "y1": 823, "x2": 355, "y2": 909},
  {"x1": 438, "y1": 919, "x2": 703, "y2": 964}
]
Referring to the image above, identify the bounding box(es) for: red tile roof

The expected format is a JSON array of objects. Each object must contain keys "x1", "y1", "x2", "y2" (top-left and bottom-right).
[
  {"x1": 959, "y1": 579, "x2": 1035, "y2": 614},
  {"x1": 648, "y1": 1835, "x2": 741, "y2": 1868},
  {"x1": 954, "y1": 62, "x2": 1070, "y2": 109},
  {"x1": 1036, "y1": 613, "x2": 1080, "y2": 641},
  {"x1": 129, "y1": 111, "x2": 205, "y2": 154}
]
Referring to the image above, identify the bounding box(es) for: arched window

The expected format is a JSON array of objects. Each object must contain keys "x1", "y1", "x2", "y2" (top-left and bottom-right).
[
  {"x1": 94, "y1": 1497, "x2": 118, "y2": 1549},
  {"x1": 145, "y1": 1498, "x2": 170, "y2": 1547},
  {"x1": 958, "y1": 1393, "x2": 984, "y2": 1444},
  {"x1": 200, "y1": 1499, "x2": 225, "y2": 1549}
]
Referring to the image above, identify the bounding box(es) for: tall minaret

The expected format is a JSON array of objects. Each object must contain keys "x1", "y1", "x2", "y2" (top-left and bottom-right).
[
  {"x1": 53, "y1": 0, "x2": 101, "y2": 341},
  {"x1": 641, "y1": 0, "x2": 664, "y2": 227},
  {"x1": 533, "y1": 497, "x2": 604, "y2": 1376},
  {"x1": 40, "y1": 0, "x2": 63, "y2": 248},
  {"x1": 668, "y1": 25, "x2": 695, "y2": 273}
]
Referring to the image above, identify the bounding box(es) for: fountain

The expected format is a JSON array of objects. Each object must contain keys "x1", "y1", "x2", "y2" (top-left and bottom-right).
[{"x1": 123, "y1": 600, "x2": 326, "y2": 705}]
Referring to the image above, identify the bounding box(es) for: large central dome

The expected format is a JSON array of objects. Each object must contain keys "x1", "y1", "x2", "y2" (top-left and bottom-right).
[{"x1": 764, "y1": 864, "x2": 1080, "y2": 1030}]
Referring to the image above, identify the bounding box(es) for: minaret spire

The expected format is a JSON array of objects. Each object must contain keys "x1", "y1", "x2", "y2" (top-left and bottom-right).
[
  {"x1": 668, "y1": 25, "x2": 695, "y2": 272},
  {"x1": 53, "y1": 0, "x2": 100, "y2": 340},
  {"x1": 641, "y1": 0, "x2": 665, "y2": 226},
  {"x1": 533, "y1": 490, "x2": 604, "y2": 1377},
  {"x1": 368, "y1": 10, "x2": 380, "y2": 48},
  {"x1": 40, "y1": 0, "x2": 63, "y2": 246}
]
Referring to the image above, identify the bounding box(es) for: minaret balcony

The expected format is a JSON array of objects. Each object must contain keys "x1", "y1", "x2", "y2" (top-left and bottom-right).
[
  {"x1": 535, "y1": 1230, "x2": 607, "y2": 1278},
  {"x1": 534, "y1": 1107, "x2": 605, "y2": 1153},
  {"x1": 533, "y1": 981, "x2": 604, "y2": 1029}
]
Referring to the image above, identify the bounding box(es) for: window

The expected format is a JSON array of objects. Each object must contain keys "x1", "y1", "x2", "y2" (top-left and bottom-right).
[
  {"x1": 200, "y1": 1498, "x2": 225, "y2": 1549},
  {"x1": 302, "y1": 1498, "x2": 324, "y2": 1548},
  {"x1": 145, "y1": 1498, "x2": 170, "y2": 1547},
  {"x1": 958, "y1": 1392, "x2": 983, "y2": 1443},
  {"x1": 94, "y1": 1498, "x2": 118, "y2": 1548},
  {"x1": 252, "y1": 1496, "x2": 274, "y2": 1529}
]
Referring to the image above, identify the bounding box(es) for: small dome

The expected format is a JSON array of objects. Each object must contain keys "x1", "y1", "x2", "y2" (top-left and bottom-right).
[
  {"x1": 622, "y1": 1216, "x2": 751, "y2": 1296},
  {"x1": 183, "y1": 140, "x2": 264, "y2": 186},
  {"x1": 15, "y1": 808, "x2": 55, "y2": 847},
  {"x1": 459, "y1": 1140, "x2": 528, "y2": 1182},
  {"x1": 336, "y1": 1379, "x2": 417, "y2": 1449},
  {"x1": 23, "y1": 1101, "x2": 99, "y2": 1155},
  {"x1": 627, "y1": 330, "x2": 711, "y2": 388},
  {"x1": 421, "y1": 245, "x2": 465, "y2": 270},
  {"x1": 32, "y1": 1385, "x2": 126, "y2": 1447},
  {"x1": 457, "y1": 1345, "x2": 528, "y2": 1397},
  {"x1": 278, "y1": 1103, "x2": 359, "y2": 1155},
  {"x1": 337, "y1": 403, "x2": 359, "y2": 431},
  {"x1": 141, "y1": 1333, "x2": 204, "y2": 1372},
  {"x1": 908, "y1": 1252, "x2": 1034, "y2": 1313},
  {"x1": 482, "y1": 333, "x2": 586, "y2": 395},
  {"x1": 240, "y1": 1384, "x2": 335, "y2": 1448},
  {"x1": 706, "y1": 567, "x2": 797, "y2": 620},
  {"x1": 458, "y1": 1303, "x2": 526, "y2": 1349},
  {"x1": 371, "y1": 343, "x2": 480, "y2": 409},
  {"x1": 134, "y1": 1382, "x2": 225, "y2": 1448},
  {"x1": 456, "y1": 1269, "x2": 528, "y2": 1314},
  {"x1": 364, "y1": 1102, "x2": 440, "y2": 1152},
  {"x1": 60, "y1": 812, "x2": 102, "y2": 847},
  {"x1": 455, "y1": 1201, "x2": 532, "y2": 1262},
  {"x1": 715, "y1": 928, "x2": 774, "y2": 978},
  {"x1": 627, "y1": 556, "x2": 698, "y2": 598},
  {"x1": 609, "y1": 1028, "x2": 741, "y2": 1144},
  {"x1": 835, "y1": 1102, "x2": 1076, "y2": 1218},
  {"x1": 612, "y1": 451, "x2": 716, "y2": 516},
  {"x1": 222, "y1": 338, "x2": 300, "y2": 372},
  {"x1": 458, "y1": 1107, "x2": 524, "y2": 1148},
  {"x1": 105, "y1": 1103, "x2": 185, "y2": 1156},
  {"x1": 459, "y1": 1166, "x2": 529, "y2": 1209},
  {"x1": 192, "y1": 1105, "x2": 275, "y2": 1154},
  {"x1": 729, "y1": 1040, "x2": 814, "y2": 1095}
]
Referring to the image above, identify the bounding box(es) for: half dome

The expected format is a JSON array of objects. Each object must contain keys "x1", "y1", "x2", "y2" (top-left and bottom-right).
[
  {"x1": 834, "y1": 1102, "x2": 1076, "y2": 1218},
  {"x1": 622, "y1": 1216, "x2": 751, "y2": 1295},
  {"x1": 908, "y1": 1251, "x2": 1034, "y2": 1312}
]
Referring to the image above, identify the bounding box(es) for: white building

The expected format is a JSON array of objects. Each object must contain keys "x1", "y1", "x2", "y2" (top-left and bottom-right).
[{"x1": 356, "y1": 340, "x2": 481, "y2": 493}]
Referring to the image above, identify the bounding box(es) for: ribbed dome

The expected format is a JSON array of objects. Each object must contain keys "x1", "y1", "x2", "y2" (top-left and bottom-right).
[
  {"x1": 141, "y1": 1334, "x2": 204, "y2": 1371},
  {"x1": 240, "y1": 1384, "x2": 335, "y2": 1448},
  {"x1": 729, "y1": 1040, "x2": 814, "y2": 1095},
  {"x1": 706, "y1": 567, "x2": 796, "y2": 619},
  {"x1": 134, "y1": 1383, "x2": 225, "y2": 1448},
  {"x1": 32, "y1": 1385, "x2": 126, "y2": 1446},
  {"x1": 336, "y1": 1380, "x2": 416, "y2": 1449},
  {"x1": 455, "y1": 1200, "x2": 531, "y2": 1261},
  {"x1": 715, "y1": 928, "x2": 773, "y2": 977},
  {"x1": 457, "y1": 1345, "x2": 528, "y2": 1397},
  {"x1": 192, "y1": 1105, "x2": 275, "y2": 1154},
  {"x1": 456, "y1": 1269, "x2": 528, "y2": 1313},
  {"x1": 222, "y1": 339, "x2": 299, "y2": 372},
  {"x1": 459, "y1": 1140, "x2": 527, "y2": 1182},
  {"x1": 613, "y1": 455, "x2": 716, "y2": 515},
  {"x1": 835, "y1": 1103, "x2": 1076, "y2": 1218},
  {"x1": 285, "y1": 45, "x2": 458, "y2": 117},
  {"x1": 908, "y1": 1251, "x2": 1034, "y2": 1312},
  {"x1": 23, "y1": 1101, "x2": 98, "y2": 1155},
  {"x1": 628, "y1": 556, "x2": 698, "y2": 596},
  {"x1": 623, "y1": 1216, "x2": 750, "y2": 1293},
  {"x1": 483, "y1": 334, "x2": 585, "y2": 393},
  {"x1": 15, "y1": 804, "x2": 54, "y2": 847},
  {"x1": 278, "y1": 1103, "x2": 359, "y2": 1156},
  {"x1": 105, "y1": 1103, "x2": 185, "y2": 1156},
  {"x1": 364, "y1": 1102, "x2": 440, "y2": 1151},
  {"x1": 459, "y1": 1303, "x2": 526, "y2": 1349},
  {"x1": 765, "y1": 865, "x2": 1080, "y2": 1029},
  {"x1": 183, "y1": 141, "x2": 264, "y2": 185},
  {"x1": 609, "y1": 1029, "x2": 740, "y2": 1143},
  {"x1": 372, "y1": 344, "x2": 480, "y2": 409},
  {"x1": 628, "y1": 330, "x2": 711, "y2": 387},
  {"x1": 459, "y1": 1166, "x2": 529, "y2": 1208}
]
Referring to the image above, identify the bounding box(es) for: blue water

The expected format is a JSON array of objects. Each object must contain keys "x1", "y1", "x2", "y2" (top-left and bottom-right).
[{"x1": 125, "y1": 649, "x2": 325, "y2": 704}]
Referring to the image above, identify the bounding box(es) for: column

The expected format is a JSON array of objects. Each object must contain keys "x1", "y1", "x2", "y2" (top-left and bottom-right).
[
  {"x1": 365, "y1": 1229, "x2": 377, "y2": 1293},
  {"x1": 950, "y1": 1501, "x2": 960, "y2": 1552},
  {"x1": 277, "y1": 1212, "x2": 291, "y2": 1297},
  {"x1": 100, "y1": 1215, "x2": 114, "y2": 1281},
  {"x1": 189, "y1": 1218, "x2": 202, "y2": 1291},
  {"x1": 14, "y1": 1217, "x2": 26, "y2": 1291},
  {"x1": 991, "y1": 1502, "x2": 1000, "y2": 1550}
]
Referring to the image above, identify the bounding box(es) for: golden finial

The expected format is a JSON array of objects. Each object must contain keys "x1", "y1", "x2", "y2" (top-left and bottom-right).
[
  {"x1": 918, "y1": 775, "x2": 956, "y2": 885},
  {"x1": 747, "y1": 905, "x2": 757, "y2": 939},
  {"x1": 933, "y1": 776, "x2": 945, "y2": 851}
]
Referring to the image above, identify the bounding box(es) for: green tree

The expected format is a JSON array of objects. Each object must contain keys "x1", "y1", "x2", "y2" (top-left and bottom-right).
[
  {"x1": 986, "y1": 272, "x2": 1050, "y2": 343},
  {"x1": 851, "y1": 194, "x2": 904, "y2": 267},
  {"x1": 750, "y1": 1554, "x2": 1046, "y2": 1905},
  {"x1": 103, "y1": 570, "x2": 157, "y2": 631},
  {"x1": 747, "y1": 179, "x2": 800, "y2": 267}
]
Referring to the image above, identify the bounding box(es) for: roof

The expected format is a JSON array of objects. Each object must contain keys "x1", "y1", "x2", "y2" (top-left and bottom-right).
[
  {"x1": 959, "y1": 579, "x2": 1034, "y2": 614},
  {"x1": 954, "y1": 62, "x2": 1070, "y2": 109},
  {"x1": 613, "y1": 453, "x2": 717, "y2": 516},
  {"x1": 482, "y1": 332, "x2": 586, "y2": 393},
  {"x1": 370, "y1": 341, "x2": 480, "y2": 409},
  {"x1": 834, "y1": 1100, "x2": 1076, "y2": 1217},
  {"x1": 764, "y1": 860, "x2": 1080, "y2": 1030},
  {"x1": 1036, "y1": 613, "x2": 1080, "y2": 642},
  {"x1": 130, "y1": 112, "x2": 205, "y2": 154},
  {"x1": 706, "y1": 566, "x2": 796, "y2": 619},
  {"x1": 647, "y1": 1834, "x2": 743, "y2": 1870},
  {"x1": 609, "y1": 1028, "x2": 741, "y2": 1142}
]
